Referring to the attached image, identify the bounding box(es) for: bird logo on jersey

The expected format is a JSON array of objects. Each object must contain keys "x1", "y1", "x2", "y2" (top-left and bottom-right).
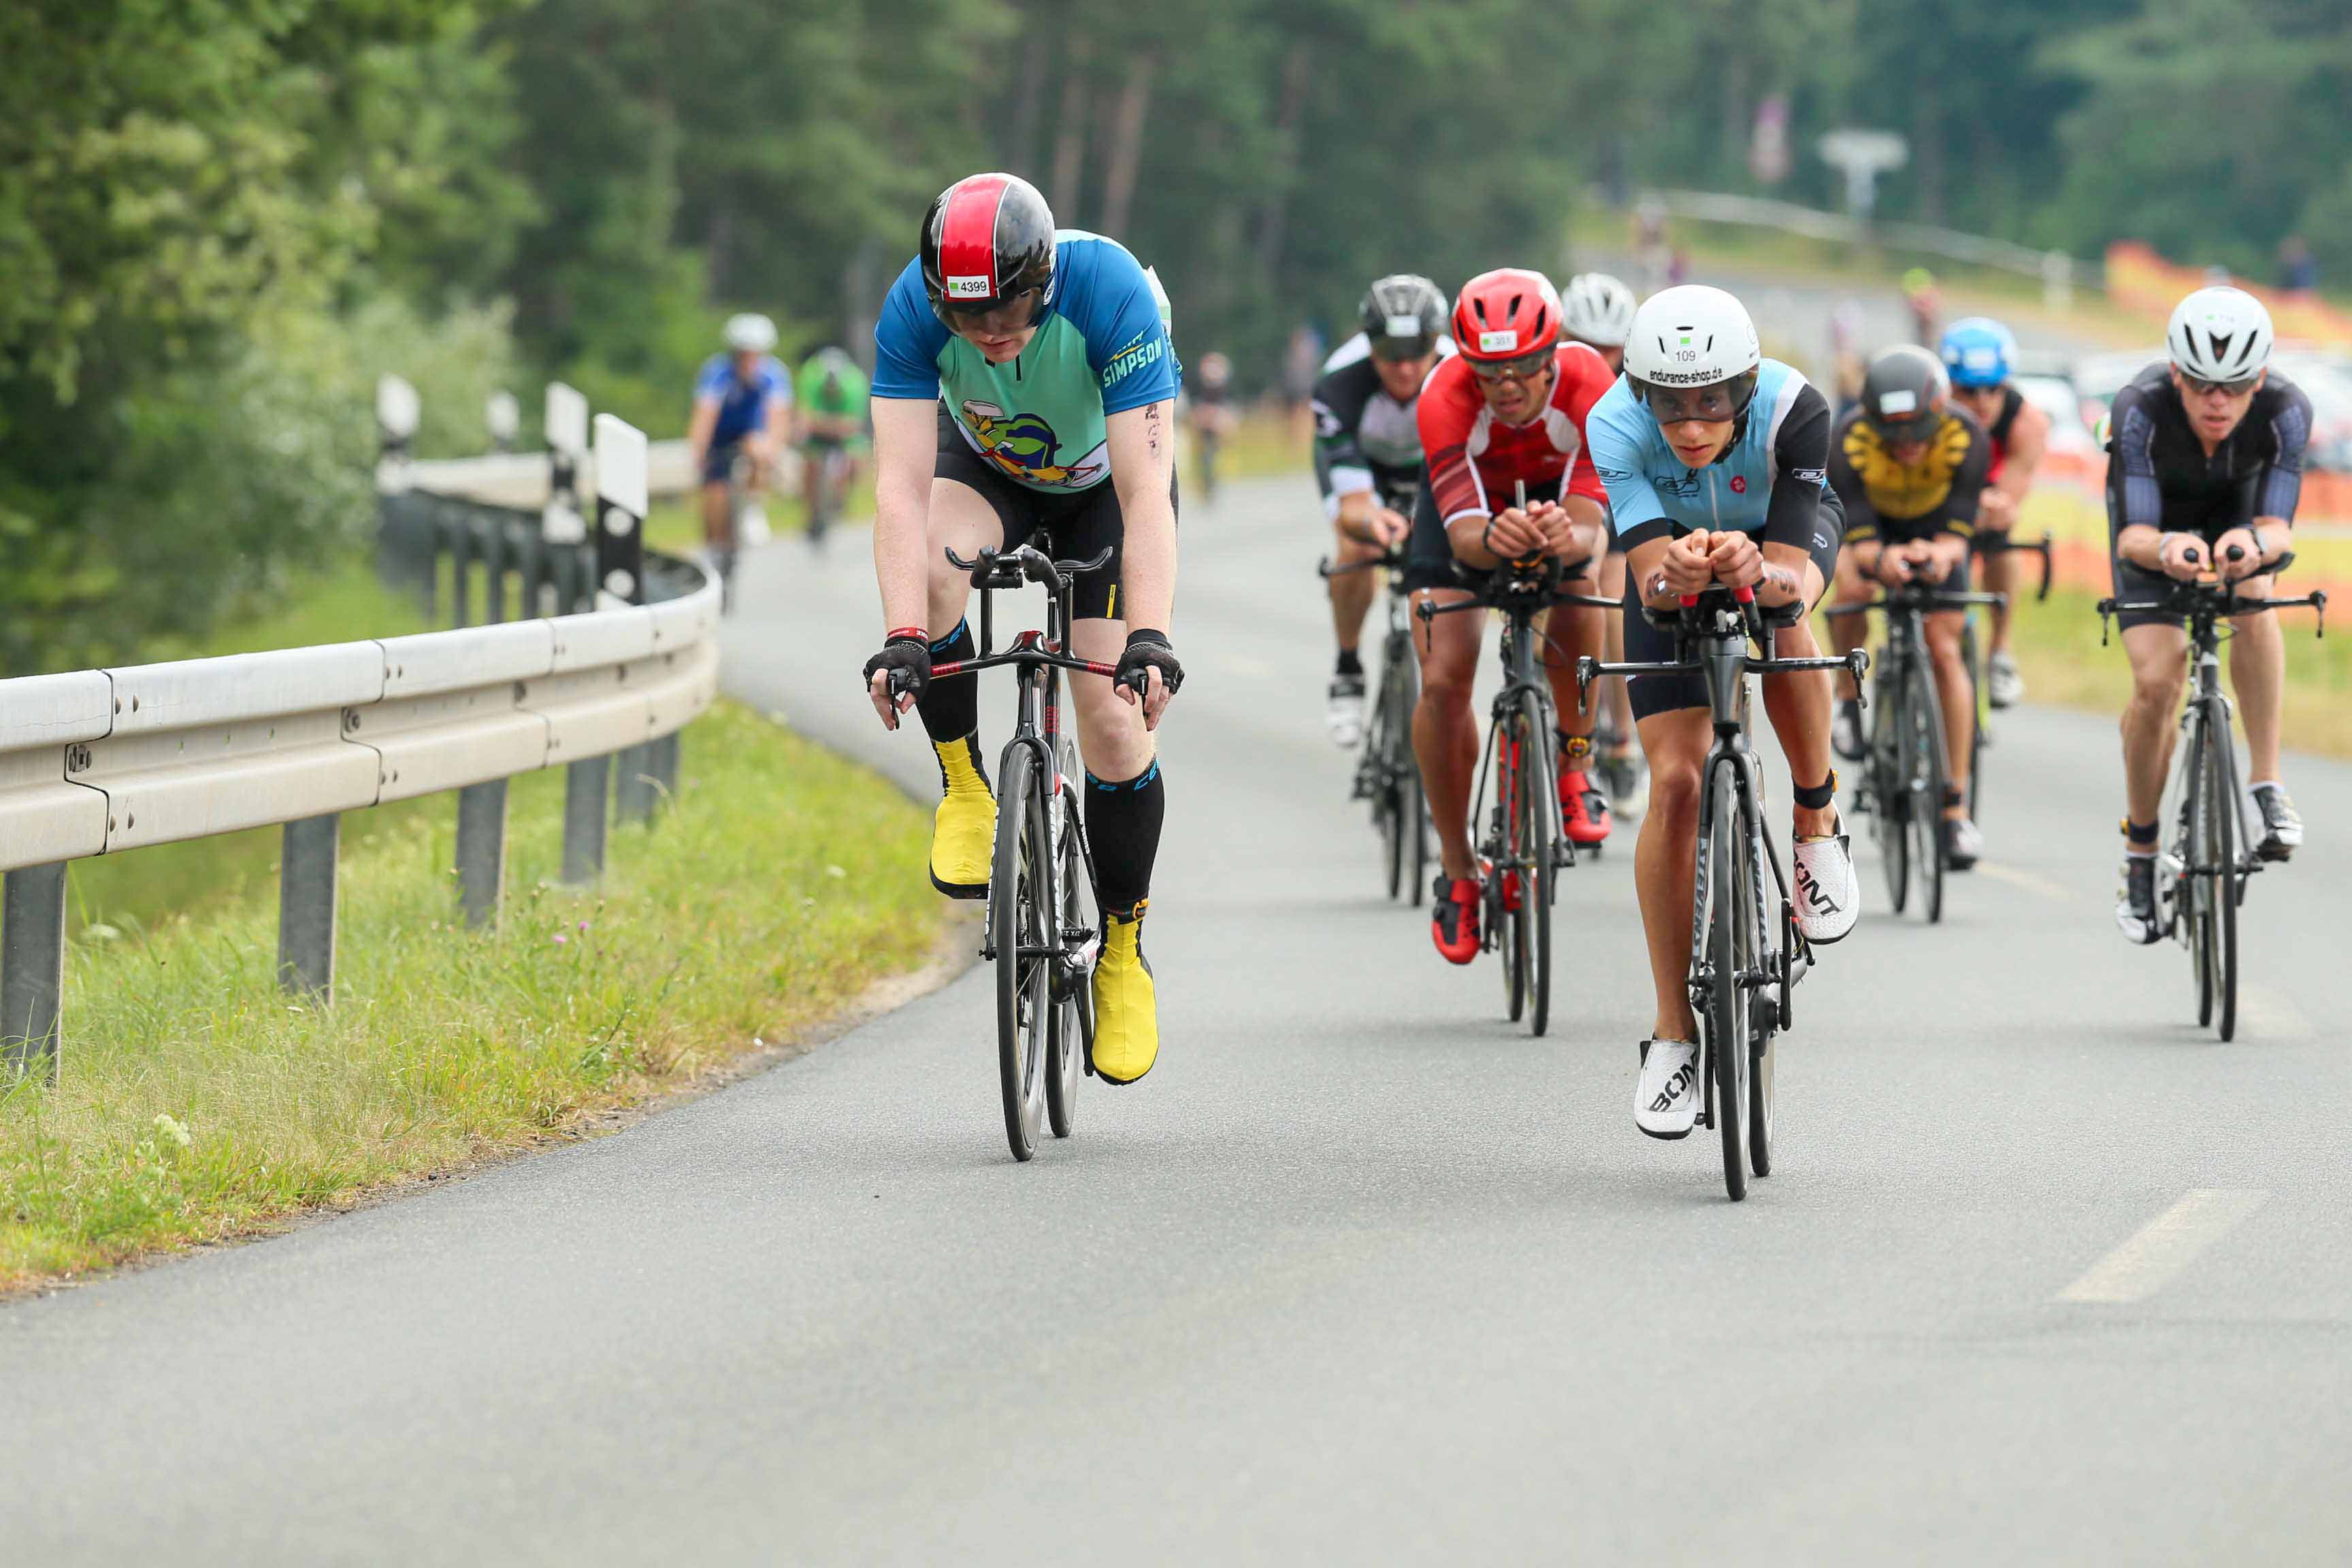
[{"x1": 959, "y1": 399, "x2": 1105, "y2": 489}]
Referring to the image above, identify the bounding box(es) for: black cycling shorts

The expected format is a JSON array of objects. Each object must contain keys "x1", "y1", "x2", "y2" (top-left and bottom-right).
[
  {"x1": 700, "y1": 438, "x2": 745, "y2": 486},
  {"x1": 1620, "y1": 518, "x2": 1841, "y2": 723},
  {"x1": 933, "y1": 408, "x2": 1176, "y2": 623},
  {"x1": 1402, "y1": 475, "x2": 1565, "y2": 595}
]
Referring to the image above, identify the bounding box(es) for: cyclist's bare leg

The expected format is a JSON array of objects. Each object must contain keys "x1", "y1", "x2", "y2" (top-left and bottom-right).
[
  {"x1": 700, "y1": 480, "x2": 734, "y2": 553},
  {"x1": 2228, "y1": 575, "x2": 2285, "y2": 783},
  {"x1": 1410, "y1": 589, "x2": 1484, "y2": 881},
  {"x1": 1926, "y1": 607, "x2": 1974, "y2": 811},
  {"x1": 802, "y1": 449, "x2": 825, "y2": 518},
  {"x1": 1826, "y1": 549, "x2": 1869, "y2": 702},
  {"x1": 2119, "y1": 621, "x2": 2188, "y2": 826},
  {"x1": 1597, "y1": 553, "x2": 1635, "y2": 751},
  {"x1": 1756, "y1": 548, "x2": 1835, "y2": 838},
  {"x1": 921, "y1": 478, "x2": 1004, "y2": 639},
  {"x1": 1633, "y1": 708, "x2": 1710, "y2": 1041},
  {"x1": 1328, "y1": 528, "x2": 1382, "y2": 661},
  {"x1": 1069, "y1": 616, "x2": 1154, "y2": 782},
  {"x1": 1536, "y1": 568, "x2": 1605, "y2": 740},
  {"x1": 1978, "y1": 525, "x2": 2019, "y2": 653}
]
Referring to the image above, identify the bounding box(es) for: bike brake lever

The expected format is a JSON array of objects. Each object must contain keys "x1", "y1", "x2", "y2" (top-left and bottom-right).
[{"x1": 1575, "y1": 655, "x2": 1599, "y2": 697}]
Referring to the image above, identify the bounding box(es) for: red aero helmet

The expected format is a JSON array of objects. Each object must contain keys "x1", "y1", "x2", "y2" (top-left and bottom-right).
[
  {"x1": 1452, "y1": 269, "x2": 1563, "y2": 363},
  {"x1": 920, "y1": 172, "x2": 1057, "y2": 327}
]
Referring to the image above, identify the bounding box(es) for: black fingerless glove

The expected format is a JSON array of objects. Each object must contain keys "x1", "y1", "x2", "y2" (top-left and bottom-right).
[
  {"x1": 862, "y1": 633, "x2": 931, "y2": 702},
  {"x1": 1113, "y1": 628, "x2": 1184, "y2": 698}
]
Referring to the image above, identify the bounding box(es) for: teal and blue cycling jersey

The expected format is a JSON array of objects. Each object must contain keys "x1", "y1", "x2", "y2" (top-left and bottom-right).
[
  {"x1": 1586, "y1": 358, "x2": 1835, "y2": 549},
  {"x1": 872, "y1": 230, "x2": 1180, "y2": 495},
  {"x1": 694, "y1": 354, "x2": 792, "y2": 446}
]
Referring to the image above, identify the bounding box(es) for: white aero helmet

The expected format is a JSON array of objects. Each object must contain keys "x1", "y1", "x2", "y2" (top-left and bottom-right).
[
  {"x1": 1624, "y1": 285, "x2": 1761, "y2": 389},
  {"x1": 724, "y1": 312, "x2": 779, "y2": 353},
  {"x1": 1561, "y1": 272, "x2": 1637, "y2": 347},
  {"x1": 2167, "y1": 286, "x2": 2272, "y2": 384}
]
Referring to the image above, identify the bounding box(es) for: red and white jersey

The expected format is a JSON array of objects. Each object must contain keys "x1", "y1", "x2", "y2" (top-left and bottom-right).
[{"x1": 1416, "y1": 343, "x2": 1615, "y2": 523}]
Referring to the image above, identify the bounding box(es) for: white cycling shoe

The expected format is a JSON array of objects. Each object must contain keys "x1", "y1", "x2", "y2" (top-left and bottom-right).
[
  {"x1": 1792, "y1": 817, "x2": 1861, "y2": 944},
  {"x1": 1635, "y1": 1039, "x2": 1701, "y2": 1140},
  {"x1": 1326, "y1": 674, "x2": 1367, "y2": 749},
  {"x1": 1987, "y1": 650, "x2": 2024, "y2": 709}
]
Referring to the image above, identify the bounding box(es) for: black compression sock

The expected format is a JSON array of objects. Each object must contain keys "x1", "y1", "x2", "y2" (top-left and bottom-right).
[
  {"x1": 1335, "y1": 647, "x2": 1364, "y2": 678},
  {"x1": 1086, "y1": 759, "x2": 1166, "y2": 918},
  {"x1": 915, "y1": 619, "x2": 977, "y2": 745}
]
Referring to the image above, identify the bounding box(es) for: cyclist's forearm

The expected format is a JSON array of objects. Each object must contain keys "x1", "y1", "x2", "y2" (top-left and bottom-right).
[
  {"x1": 1107, "y1": 401, "x2": 1179, "y2": 630},
  {"x1": 2115, "y1": 523, "x2": 2167, "y2": 572},
  {"x1": 872, "y1": 472, "x2": 930, "y2": 630}
]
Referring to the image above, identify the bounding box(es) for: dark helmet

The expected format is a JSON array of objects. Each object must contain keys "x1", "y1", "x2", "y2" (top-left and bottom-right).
[
  {"x1": 1860, "y1": 344, "x2": 1949, "y2": 441},
  {"x1": 920, "y1": 173, "x2": 1056, "y2": 329},
  {"x1": 1358, "y1": 274, "x2": 1447, "y2": 358}
]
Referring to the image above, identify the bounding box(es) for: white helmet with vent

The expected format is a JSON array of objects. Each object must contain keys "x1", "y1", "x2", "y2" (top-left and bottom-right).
[
  {"x1": 2166, "y1": 287, "x2": 2272, "y2": 383},
  {"x1": 1562, "y1": 273, "x2": 1637, "y2": 348},
  {"x1": 1624, "y1": 285, "x2": 1760, "y2": 388}
]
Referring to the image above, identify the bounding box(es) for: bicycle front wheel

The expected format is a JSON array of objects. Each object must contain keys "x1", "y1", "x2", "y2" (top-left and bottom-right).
[
  {"x1": 1514, "y1": 691, "x2": 1557, "y2": 1038},
  {"x1": 1869, "y1": 668, "x2": 1910, "y2": 915},
  {"x1": 1703, "y1": 758, "x2": 1750, "y2": 1201},
  {"x1": 2202, "y1": 716, "x2": 2239, "y2": 1041},
  {"x1": 992, "y1": 745, "x2": 1050, "y2": 1161},
  {"x1": 1492, "y1": 717, "x2": 1526, "y2": 1024},
  {"x1": 1906, "y1": 659, "x2": 1947, "y2": 925},
  {"x1": 1962, "y1": 615, "x2": 1987, "y2": 821},
  {"x1": 1045, "y1": 749, "x2": 1090, "y2": 1139},
  {"x1": 1745, "y1": 810, "x2": 1776, "y2": 1180}
]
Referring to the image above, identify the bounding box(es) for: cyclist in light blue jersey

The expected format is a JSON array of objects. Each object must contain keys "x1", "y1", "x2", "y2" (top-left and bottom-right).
[{"x1": 1585, "y1": 284, "x2": 1859, "y2": 1141}]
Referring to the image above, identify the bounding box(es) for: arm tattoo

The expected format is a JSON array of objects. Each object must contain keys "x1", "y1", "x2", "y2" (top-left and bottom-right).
[{"x1": 1145, "y1": 402, "x2": 1164, "y2": 458}]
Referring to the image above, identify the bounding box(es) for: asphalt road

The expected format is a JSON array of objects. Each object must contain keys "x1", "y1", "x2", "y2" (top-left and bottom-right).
[{"x1": 6, "y1": 474, "x2": 2350, "y2": 1565}]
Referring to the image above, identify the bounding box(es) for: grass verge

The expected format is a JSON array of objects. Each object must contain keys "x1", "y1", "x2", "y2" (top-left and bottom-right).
[{"x1": 1, "y1": 699, "x2": 941, "y2": 1292}]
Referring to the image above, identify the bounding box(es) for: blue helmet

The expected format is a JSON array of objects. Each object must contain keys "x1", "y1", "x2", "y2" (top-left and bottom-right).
[{"x1": 1940, "y1": 317, "x2": 2016, "y2": 389}]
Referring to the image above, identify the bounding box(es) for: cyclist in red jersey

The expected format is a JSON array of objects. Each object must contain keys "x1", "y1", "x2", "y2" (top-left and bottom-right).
[{"x1": 1407, "y1": 269, "x2": 1618, "y2": 964}]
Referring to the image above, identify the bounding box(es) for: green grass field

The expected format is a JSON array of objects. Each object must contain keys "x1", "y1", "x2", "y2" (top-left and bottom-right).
[{"x1": 1, "y1": 699, "x2": 938, "y2": 1290}]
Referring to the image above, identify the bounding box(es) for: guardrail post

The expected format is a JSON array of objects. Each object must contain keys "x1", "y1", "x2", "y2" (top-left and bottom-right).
[
  {"x1": 561, "y1": 757, "x2": 609, "y2": 885},
  {"x1": 2, "y1": 863, "x2": 69, "y2": 1083},
  {"x1": 278, "y1": 813, "x2": 340, "y2": 998},
  {"x1": 455, "y1": 780, "x2": 508, "y2": 928},
  {"x1": 614, "y1": 744, "x2": 657, "y2": 826},
  {"x1": 652, "y1": 730, "x2": 681, "y2": 803}
]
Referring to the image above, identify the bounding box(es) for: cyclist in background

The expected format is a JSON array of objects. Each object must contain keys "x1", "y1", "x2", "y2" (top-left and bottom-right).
[
  {"x1": 860, "y1": 172, "x2": 1183, "y2": 1084},
  {"x1": 1940, "y1": 318, "x2": 2048, "y2": 707},
  {"x1": 1186, "y1": 350, "x2": 1237, "y2": 505},
  {"x1": 1586, "y1": 284, "x2": 1857, "y2": 1139},
  {"x1": 1901, "y1": 268, "x2": 1942, "y2": 347},
  {"x1": 1311, "y1": 275, "x2": 1450, "y2": 747},
  {"x1": 796, "y1": 344, "x2": 870, "y2": 546},
  {"x1": 1562, "y1": 272, "x2": 1647, "y2": 817},
  {"x1": 1410, "y1": 269, "x2": 1618, "y2": 964},
  {"x1": 2109, "y1": 287, "x2": 2310, "y2": 943},
  {"x1": 1826, "y1": 345, "x2": 1993, "y2": 868},
  {"x1": 687, "y1": 314, "x2": 794, "y2": 581}
]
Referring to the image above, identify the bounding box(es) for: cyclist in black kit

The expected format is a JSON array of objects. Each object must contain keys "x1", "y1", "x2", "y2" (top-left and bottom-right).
[
  {"x1": 1311, "y1": 274, "x2": 1452, "y2": 746},
  {"x1": 2110, "y1": 287, "x2": 2312, "y2": 943}
]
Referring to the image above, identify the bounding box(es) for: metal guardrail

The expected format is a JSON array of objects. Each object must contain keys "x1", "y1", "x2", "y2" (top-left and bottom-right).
[
  {"x1": 1643, "y1": 189, "x2": 2091, "y2": 310},
  {"x1": 0, "y1": 404, "x2": 719, "y2": 1083}
]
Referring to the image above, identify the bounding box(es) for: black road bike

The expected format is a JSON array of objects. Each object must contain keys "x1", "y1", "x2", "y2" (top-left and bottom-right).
[
  {"x1": 1833, "y1": 574, "x2": 2007, "y2": 925},
  {"x1": 1320, "y1": 547, "x2": 1430, "y2": 902},
  {"x1": 1420, "y1": 554, "x2": 1616, "y2": 1036},
  {"x1": 897, "y1": 538, "x2": 1142, "y2": 1160},
  {"x1": 1959, "y1": 531, "x2": 2054, "y2": 819},
  {"x1": 2098, "y1": 550, "x2": 2325, "y2": 1041},
  {"x1": 1582, "y1": 584, "x2": 1867, "y2": 1200}
]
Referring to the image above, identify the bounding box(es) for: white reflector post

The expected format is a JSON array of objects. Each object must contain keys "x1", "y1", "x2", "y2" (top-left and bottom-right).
[
  {"x1": 376, "y1": 374, "x2": 421, "y2": 442},
  {"x1": 546, "y1": 382, "x2": 589, "y2": 459},
  {"x1": 593, "y1": 414, "x2": 649, "y2": 520},
  {"x1": 485, "y1": 390, "x2": 520, "y2": 448}
]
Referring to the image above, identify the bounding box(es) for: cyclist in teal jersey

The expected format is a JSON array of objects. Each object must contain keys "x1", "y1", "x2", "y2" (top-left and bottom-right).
[{"x1": 861, "y1": 173, "x2": 1183, "y2": 1086}]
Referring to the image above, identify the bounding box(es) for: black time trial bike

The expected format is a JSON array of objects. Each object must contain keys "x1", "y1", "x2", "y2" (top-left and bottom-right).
[{"x1": 1320, "y1": 546, "x2": 1429, "y2": 903}]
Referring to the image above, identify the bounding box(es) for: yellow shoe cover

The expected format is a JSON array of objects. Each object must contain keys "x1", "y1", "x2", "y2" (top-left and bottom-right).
[
  {"x1": 1089, "y1": 908, "x2": 1158, "y2": 1084},
  {"x1": 929, "y1": 737, "x2": 994, "y2": 898}
]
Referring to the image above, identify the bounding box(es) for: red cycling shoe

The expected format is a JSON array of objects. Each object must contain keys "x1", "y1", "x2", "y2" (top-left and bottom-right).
[
  {"x1": 1430, "y1": 872, "x2": 1482, "y2": 964},
  {"x1": 1559, "y1": 766, "x2": 1612, "y2": 846}
]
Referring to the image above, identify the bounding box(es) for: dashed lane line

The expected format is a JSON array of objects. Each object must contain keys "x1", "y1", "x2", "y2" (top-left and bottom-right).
[{"x1": 2057, "y1": 1188, "x2": 2270, "y2": 1304}]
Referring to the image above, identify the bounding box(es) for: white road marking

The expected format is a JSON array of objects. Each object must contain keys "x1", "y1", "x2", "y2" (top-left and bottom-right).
[
  {"x1": 2238, "y1": 986, "x2": 2317, "y2": 1040},
  {"x1": 1975, "y1": 862, "x2": 2074, "y2": 902},
  {"x1": 2057, "y1": 1188, "x2": 2269, "y2": 1304}
]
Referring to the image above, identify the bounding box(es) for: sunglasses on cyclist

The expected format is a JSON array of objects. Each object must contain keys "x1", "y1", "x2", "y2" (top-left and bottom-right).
[
  {"x1": 2178, "y1": 370, "x2": 2261, "y2": 398},
  {"x1": 1371, "y1": 334, "x2": 1437, "y2": 363},
  {"x1": 1638, "y1": 379, "x2": 1751, "y2": 425},
  {"x1": 936, "y1": 289, "x2": 1045, "y2": 337},
  {"x1": 1467, "y1": 348, "x2": 1554, "y2": 385}
]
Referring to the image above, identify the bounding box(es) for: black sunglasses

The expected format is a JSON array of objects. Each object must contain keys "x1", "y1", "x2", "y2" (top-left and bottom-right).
[{"x1": 2179, "y1": 371, "x2": 2261, "y2": 398}]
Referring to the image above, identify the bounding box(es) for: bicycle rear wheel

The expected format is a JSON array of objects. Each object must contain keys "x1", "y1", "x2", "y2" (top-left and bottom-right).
[
  {"x1": 991, "y1": 745, "x2": 1049, "y2": 1161},
  {"x1": 1703, "y1": 759, "x2": 1750, "y2": 1201},
  {"x1": 1906, "y1": 661, "x2": 1947, "y2": 925},
  {"x1": 1377, "y1": 648, "x2": 1418, "y2": 900},
  {"x1": 1494, "y1": 717, "x2": 1526, "y2": 1024},
  {"x1": 2202, "y1": 717, "x2": 2239, "y2": 1041},
  {"x1": 1514, "y1": 691, "x2": 1557, "y2": 1038},
  {"x1": 1962, "y1": 616, "x2": 1987, "y2": 820},
  {"x1": 1744, "y1": 808, "x2": 1776, "y2": 1180},
  {"x1": 1045, "y1": 749, "x2": 1090, "y2": 1139}
]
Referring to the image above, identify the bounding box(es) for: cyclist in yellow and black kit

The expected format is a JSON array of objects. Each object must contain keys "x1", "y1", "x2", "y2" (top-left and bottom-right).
[{"x1": 1825, "y1": 345, "x2": 1993, "y2": 868}]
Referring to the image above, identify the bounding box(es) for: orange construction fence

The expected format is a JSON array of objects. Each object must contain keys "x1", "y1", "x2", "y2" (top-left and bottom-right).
[
  {"x1": 2106, "y1": 241, "x2": 2352, "y2": 348},
  {"x1": 2034, "y1": 449, "x2": 2350, "y2": 601}
]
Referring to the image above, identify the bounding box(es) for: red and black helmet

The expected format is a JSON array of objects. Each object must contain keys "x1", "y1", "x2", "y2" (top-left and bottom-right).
[
  {"x1": 1451, "y1": 269, "x2": 1563, "y2": 363},
  {"x1": 920, "y1": 172, "x2": 1057, "y2": 329}
]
